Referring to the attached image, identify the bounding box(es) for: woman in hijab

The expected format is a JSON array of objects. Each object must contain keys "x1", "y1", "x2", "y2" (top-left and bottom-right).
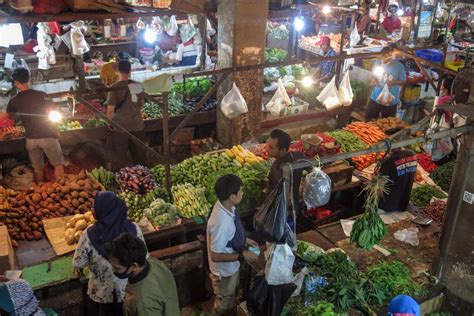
[
  {"x1": 73, "y1": 191, "x2": 147, "y2": 316},
  {"x1": 388, "y1": 295, "x2": 420, "y2": 316},
  {"x1": 0, "y1": 278, "x2": 44, "y2": 316}
]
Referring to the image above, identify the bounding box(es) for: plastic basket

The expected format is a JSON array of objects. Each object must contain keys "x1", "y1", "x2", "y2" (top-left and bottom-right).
[
  {"x1": 415, "y1": 49, "x2": 443, "y2": 63},
  {"x1": 445, "y1": 60, "x2": 464, "y2": 72}
]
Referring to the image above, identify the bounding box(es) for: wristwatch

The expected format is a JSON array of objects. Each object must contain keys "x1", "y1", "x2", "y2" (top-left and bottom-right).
[{"x1": 238, "y1": 251, "x2": 245, "y2": 263}]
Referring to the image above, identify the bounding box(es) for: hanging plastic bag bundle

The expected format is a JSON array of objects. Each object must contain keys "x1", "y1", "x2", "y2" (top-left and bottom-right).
[
  {"x1": 265, "y1": 78, "x2": 292, "y2": 116},
  {"x1": 165, "y1": 15, "x2": 179, "y2": 36},
  {"x1": 317, "y1": 77, "x2": 342, "y2": 110},
  {"x1": 376, "y1": 83, "x2": 395, "y2": 106},
  {"x1": 220, "y1": 83, "x2": 248, "y2": 119},
  {"x1": 303, "y1": 167, "x2": 332, "y2": 208},
  {"x1": 349, "y1": 24, "x2": 361, "y2": 47},
  {"x1": 254, "y1": 180, "x2": 290, "y2": 243},
  {"x1": 338, "y1": 71, "x2": 353, "y2": 106}
]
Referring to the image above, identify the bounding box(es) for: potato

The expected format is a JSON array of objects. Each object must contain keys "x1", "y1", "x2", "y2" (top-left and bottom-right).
[
  {"x1": 75, "y1": 219, "x2": 87, "y2": 231},
  {"x1": 74, "y1": 231, "x2": 83, "y2": 242}
]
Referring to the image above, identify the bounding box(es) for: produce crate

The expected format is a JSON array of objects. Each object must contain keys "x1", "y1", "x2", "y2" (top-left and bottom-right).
[
  {"x1": 402, "y1": 84, "x2": 421, "y2": 103},
  {"x1": 415, "y1": 49, "x2": 443, "y2": 63},
  {"x1": 322, "y1": 160, "x2": 354, "y2": 187},
  {"x1": 190, "y1": 138, "x2": 224, "y2": 156}
]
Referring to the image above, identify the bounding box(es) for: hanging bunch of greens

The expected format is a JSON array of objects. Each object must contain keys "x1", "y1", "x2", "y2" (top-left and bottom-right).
[{"x1": 350, "y1": 176, "x2": 390, "y2": 250}]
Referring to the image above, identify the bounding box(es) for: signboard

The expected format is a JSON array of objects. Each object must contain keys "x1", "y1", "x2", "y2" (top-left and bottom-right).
[{"x1": 417, "y1": 6, "x2": 435, "y2": 39}]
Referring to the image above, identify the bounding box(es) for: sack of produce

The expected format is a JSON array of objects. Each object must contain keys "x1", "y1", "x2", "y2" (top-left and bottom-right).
[
  {"x1": 264, "y1": 243, "x2": 295, "y2": 285},
  {"x1": 317, "y1": 77, "x2": 342, "y2": 110},
  {"x1": 338, "y1": 71, "x2": 353, "y2": 106},
  {"x1": 302, "y1": 167, "x2": 332, "y2": 208},
  {"x1": 254, "y1": 180, "x2": 291, "y2": 244},
  {"x1": 221, "y1": 83, "x2": 248, "y2": 119},
  {"x1": 376, "y1": 83, "x2": 395, "y2": 106},
  {"x1": 265, "y1": 79, "x2": 292, "y2": 116},
  {"x1": 3, "y1": 165, "x2": 34, "y2": 191}
]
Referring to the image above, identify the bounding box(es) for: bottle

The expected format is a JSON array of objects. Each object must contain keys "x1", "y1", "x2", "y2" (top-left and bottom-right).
[{"x1": 304, "y1": 272, "x2": 317, "y2": 306}]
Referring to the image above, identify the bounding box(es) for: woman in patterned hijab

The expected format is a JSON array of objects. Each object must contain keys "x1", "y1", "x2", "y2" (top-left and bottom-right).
[{"x1": 0, "y1": 278, "x2": 44, "y2": 316}]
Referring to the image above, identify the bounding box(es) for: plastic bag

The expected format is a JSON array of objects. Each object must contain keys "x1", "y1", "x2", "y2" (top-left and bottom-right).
[
  {"x1": 220, "y1": 83, "x2": 248, "y2": 119},
  {"x1": 254, "y1": 180, "x2": 290, "y2": 243},
  {"x1": 394, "y1": 227, "x2": 419, "y2": 246},
  {"x1": 165, "y1": 15, "x2": 178, "y2": 36},
  {"x1": 70, "y1": 21, "x2": 89, "y2": 56},
  {"x1": 265, "y1": 79, "x2": 291, "y2": 115},
  {"x1": 349, "y1": 24, "x2": 361, "y2": 47},
  {"x1": 265, "y1": 243, "x2": 295, "y2": 285},
  {"x1": 303, "y1": 167, "x2": 332, "y2": 208},
  {"x1": 423, "y1": 137, "x2": 454, "y2": 162},
  {"x1": 291, "y1": 267, "x2": 309, "y2": 297},
  {"x1": 376, "y1": 83, "x2": 395, "y2": 106},
  {"x1": 338, "y1": 71, "x2": 353, "y2": 106},
  {"x1": 317, "y1": 77, "x2": 342, "y2": 110},
  {"x1": 247, "y1": 275, "x2": 297, "y2": 316},
  {"x1": 3, "y1": 165, "x2": 34, "y2": 191}
]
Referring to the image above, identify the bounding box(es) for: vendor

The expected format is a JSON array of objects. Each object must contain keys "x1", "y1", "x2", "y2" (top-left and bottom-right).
[
  {"x1": 73, "y1": 191, "x2": 146, "y2": 316},
  {"x1": 106, "y1": 60, "x2": 147, "y2": 171},
  {"x1": 267, "y1": 129, "x2": 306, "y2": 204},
  {"x1": 207, "y1": 174, "x2": 257, "y2": 315},
  {"x1": 365, "y1": 50, "x2": 406, "y2": 121},
  {"x1": 107, "y1": 233, "x2": 179, "y2": 316},
  {"x1": 378, "y1": 147, "x2": 417, "y2": 213},
  {"x1": 4, "y1": 67, "x2": 64, "y2": 183},
  {"x1": 381, "y1": 5, "x2": 402, "y2": 34},
  {"x1": 317, "y1": 36, "x2": 337, "y2": 83},
  {"x1": 162, "y1": 22, "x2": 200, "y2": 67},
  {"x1": 356, "y1": 5, "x2": 372, "y2": 37}
]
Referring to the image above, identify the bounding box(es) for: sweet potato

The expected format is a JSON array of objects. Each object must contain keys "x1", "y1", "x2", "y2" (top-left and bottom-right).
[
  {"x1": 71, "y1": 191, "x2": 79, "y2": 198},
  {"x1": 41, "y1": 192, "x2": 48, "y2": 200},
  {"x1": 77, "y1": 170, "x2": 86, "y2": 180},
  {"x1": 33, "y1": 231, "x2": 42, "y2": 240},
  {"x1": 30, "y1": 194, "x2": 40, "y2": 204},
  {"x1": 25, "y1": 233, "x2": 33, "y2": 241},
  {"x1": 61, "y1": 186, "x2": 70, "y2": 194},
  {"x1": 79, "y1": 192, "x2": 89, "y2": 199},
  {"x1": 72, "y1": 199, "x2": 79, "y2": 208}
]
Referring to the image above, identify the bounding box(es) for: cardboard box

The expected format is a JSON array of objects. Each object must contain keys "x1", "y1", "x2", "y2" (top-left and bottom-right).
[{"x1": 0, "y1": 225, "x2": 17, "y2": 273}]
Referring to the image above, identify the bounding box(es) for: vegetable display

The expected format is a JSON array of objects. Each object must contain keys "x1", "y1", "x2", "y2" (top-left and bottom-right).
[
  {"x1": 0, "y1": 171, "x2": 101, "y2": 245},
  {"x1": 84, "y1": 118, "x2": 108, "y2": 128},
  {"x1": 171, "y1": 77, "x2": 211, "y2": 98},
  {"x1": 58, "y1": 121, "x2": 82, "y2": 132},
  {"x1": 118, "y1": 190, "x2": 148, "y2": 222},
  {"x1": 410, "y1": 184, "x2": 447, "y2": 208},
  {"x1": 64, "y1": 212, "x2": 96, "y2": 245},
  {"x1": 326, "y1": 130, "x2": 367, "y2": 153},
  {"x1": 116, "y1": 165, "x2": 157, "y2": 194},
  {"x1": 267, "y1": 22, "x2": 290, "y2": 40},
  {"x1": 296, "y1": 240, "x2": 324, "y2": 263},
  {"x1": 423, "y1": 200, "x2": 446, "y2": 225},
  {"x1": 416, "y1": 153, "x2": 437, "y2": 173},
  {"x1": 265, "y1": 48, "x2": 288, "y2": 63},
  {"x1": 171, "y1": 183, "x2": 211, "y2": 218},
  {"x1": 429, "y1": 161, "x2": 455, "y2": 192},
  {"x1": 144, "y1": 198, "x2": 179, "y2": 229},
  {"x1": 0, "y1": 126, "x2": 24, "y2": 140},
  {"x1": 351, "y1": 152, "x2": 385, "y2": 171},
  {"x1": 369, "y1": 117, "x2": 408, "y2": 132},
  {"x1": 343, "y1": 122, "x2": 386, "y2": 146},
  {"x1": 89, "y1": 167, "x2": 116, "y2": 192},
  {"x1": 350, "y1": 176, "x2": 390, "y2": 250},
  {"x1": 222, "y1": 145, "x2": 265, "y2": 165}
]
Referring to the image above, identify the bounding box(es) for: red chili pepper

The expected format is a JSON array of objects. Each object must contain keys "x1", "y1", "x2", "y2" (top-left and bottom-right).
[{"x1": 416, "y1": 153, "x2": 437, "y2": 173}]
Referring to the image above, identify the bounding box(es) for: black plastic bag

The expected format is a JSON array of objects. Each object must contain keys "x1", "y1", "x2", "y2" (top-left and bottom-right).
[
  {"x1": 247, "y1": 275, "x2": 297, "y2": 316},
  {"x1": 254, "y1": 180, "x2": 288, "y2": 243}
]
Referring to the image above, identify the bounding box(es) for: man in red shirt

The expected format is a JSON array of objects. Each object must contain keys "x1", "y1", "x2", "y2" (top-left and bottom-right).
[{"x1": 382, "y1": 5, "x2": 402, "y2": 34}]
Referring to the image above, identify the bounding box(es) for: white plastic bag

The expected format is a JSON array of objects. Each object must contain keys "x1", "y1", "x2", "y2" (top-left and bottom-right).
[
  {"x1": 317, "y1": 77, "x2": 342, "y2": 110},
  {"x1": 165, "y1": 15, "x2": 178, "y2": 36},
  {"x1": 264, "y1": 243, "x2": 295, "y2": 285},
  {"x1": 265, "y1": 79, "x2": 292, "y2": 116},
  {"x1": 338, "y1": 71, "x2": 353, "y2": 106},
  {"x1": 70, "y1": 21, "x2": 89, "y2": 56},
  {"x1": 350, "y1": 25, "x2": 361, "y2": 47},
  {"x1": 394, "y1": 227, "x2": 419, "y2": 246},
  {"x1": 291, "y1": 267, "x2": 309, "y2": 297},
  {"x1": 221, "y1": 83, "x2": 248, "y2": 119},
  {"x1": 376, "y1": 84, "x2": 395, "y2": 106},
  {"x1": 303, "y1": 167, "x2": 332, "y2": 208}
]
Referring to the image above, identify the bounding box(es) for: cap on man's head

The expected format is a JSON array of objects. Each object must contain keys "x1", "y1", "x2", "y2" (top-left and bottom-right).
[
  {"x1": 388, "y1": 295, "x2": 420, "y2": 316},
  {"x1": 317, "y1": 36, "x2": 331, "y2": 46}
]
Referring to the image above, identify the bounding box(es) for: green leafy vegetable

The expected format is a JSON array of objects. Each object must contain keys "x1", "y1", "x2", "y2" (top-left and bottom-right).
[
  {"x1": 171, "y1": 77, "x2": 211, "y2": 98},
  {"x1": 410, "y1": 184, "x2": 447, "y2": 208},
  {"x1": 265, "y1": 48, "x2": 288, "y2": 63},
  {"x1": 430, "y1": 161, "x2": 455, "y2": 192}
]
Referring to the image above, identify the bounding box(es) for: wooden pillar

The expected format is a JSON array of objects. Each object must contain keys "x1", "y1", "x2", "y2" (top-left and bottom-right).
[{"x1": 216, "y1": 0, "x2": 269, "y2": 147}]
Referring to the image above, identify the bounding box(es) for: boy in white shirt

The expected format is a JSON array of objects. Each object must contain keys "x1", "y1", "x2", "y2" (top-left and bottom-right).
[{"x1": 206, "y1": 174, "x2": 257, "y2": 315}]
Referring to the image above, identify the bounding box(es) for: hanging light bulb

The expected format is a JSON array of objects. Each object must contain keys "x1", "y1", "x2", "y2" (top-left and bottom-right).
[
  {"x1": 301, "y1": 76, "x2": 314, "y2": 87},
  {"x1": 322, "y1": 6, "x2": 331, "y2": 15},
  {"x1": 294, "y1": 16, "x2": 305, "y2": 32},
  {"x1": 144, "y1": 27, "x2": 157, "y2": 44},
  {"x1": 48, "y1": 110, "x2": 62, "y2": 123}
]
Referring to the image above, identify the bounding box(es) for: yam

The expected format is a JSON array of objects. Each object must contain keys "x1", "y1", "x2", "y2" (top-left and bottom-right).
[
  {"x1": 31, "y1": 193, "x2": 41, "y2": 203},
  {"x1": 72, "y1": 199, "x2": 80, "y2": 208},
  {"x1": 61, "y1": 186, "x2": 70, "y2": 194},
  {"x1": 83, "y1": 183, "x2": 92, "y2": 192},
  {"x1": 41, "y1": 192, "x2": 48, "y2": 200},
  {"x1": 79, "y1": 192, "x2": 89, "y2": 199},
  {"x1": 75, "y1": 219, "x2": 87, "y2": 230},
  {"x1": 71, "y1": 191, "x2": 79, "y2": 198}
]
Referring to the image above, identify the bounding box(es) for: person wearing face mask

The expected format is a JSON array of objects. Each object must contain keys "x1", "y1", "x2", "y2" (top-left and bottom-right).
[
  {"x1": 107, "y1": 233, "x2": 179, "y2": 316},
  {"x1": 73, "y1": 191, "x2": 146, "y2": 316},
  {"x1": 365, "y1": 50, "x2": 406, "y2": 121}
]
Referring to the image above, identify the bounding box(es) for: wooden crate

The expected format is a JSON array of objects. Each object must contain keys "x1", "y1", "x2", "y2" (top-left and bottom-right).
[
  {"x1": 43, "y1": 216, "x2": 76, "y2": 256},
  {"x1": 0, "y1": 226, "x2": 16, "y2": 273}
]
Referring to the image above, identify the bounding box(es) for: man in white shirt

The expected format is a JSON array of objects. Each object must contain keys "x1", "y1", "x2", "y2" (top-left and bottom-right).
[{"x1": 207, "y1": 174, "x2": 257, "y2": 315}]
